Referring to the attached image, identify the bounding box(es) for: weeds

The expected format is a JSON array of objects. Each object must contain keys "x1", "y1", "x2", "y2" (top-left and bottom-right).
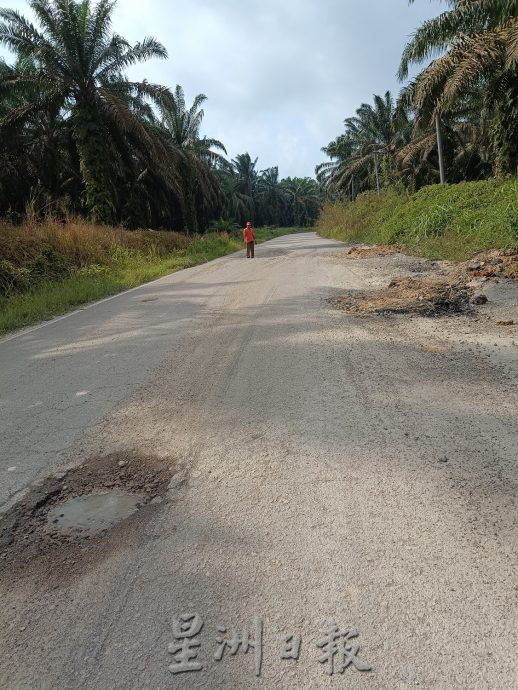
[{"x1": 317, "y1": 179, "x2": 518, "y2": 260}]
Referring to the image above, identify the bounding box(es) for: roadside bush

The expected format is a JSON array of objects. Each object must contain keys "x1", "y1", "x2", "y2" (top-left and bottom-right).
[
  {"x1": 209, "y1": 218, "x2": 240, "y2": 234},
  {"x1": 27, "y1": 246, "x2": 70, "y2": 280},
  {"x1": 0, "y1": 218, "x2": 191, "y2": 297},
  {"x1": 0, "y1": 259, "x2": 31, "y2": 296},
  {"x1": 317, "y1": 189, "x2": 407, "y2": 244},
  {"x1": 317, "y1": 178, "x2": 518, "y2": 260},
  {"x1": 0, "y1": 219, "x2": 190, "y2": 272}
]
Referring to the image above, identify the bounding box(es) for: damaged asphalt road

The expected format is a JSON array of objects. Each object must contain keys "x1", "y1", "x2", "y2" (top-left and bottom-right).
[{"x1": 0, "y1": 233, "x2": 517, "y2": 688}]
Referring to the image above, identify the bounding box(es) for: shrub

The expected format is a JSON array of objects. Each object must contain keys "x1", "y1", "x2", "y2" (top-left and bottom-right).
[
  {"x1": 316, "y1": 189, "x2": 407, "y2": 244},
  {"x1": 0, "y1": 259, "x2": 31, "y2": 296},
  {"x1": 317, "y1": 179, "x2": 518, "y2": 260},
  {"x1": 209, "y1": 218, "x2": 240, "y2": 234},
  {"x1": 0, "y1": 218, "x2": 193, "y2": 297},
  {"x1": 27, "y1": 246, "x2": 70, "y2": 280}
]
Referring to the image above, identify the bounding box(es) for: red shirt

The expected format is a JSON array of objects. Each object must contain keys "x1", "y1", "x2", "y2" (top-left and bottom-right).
[{"x1": 243, "y1": 227, "x2": 255, "y2": 242}]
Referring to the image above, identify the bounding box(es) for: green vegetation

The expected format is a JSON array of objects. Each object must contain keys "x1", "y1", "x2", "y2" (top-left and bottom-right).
[
  {"x1": 318, "y1": 1, "x2": 518, "y2": 196},
  {"x1": 0, "y1": 1, "x2": 321, "y2": 230},
  {"x1": 1, "y1": 0, "x2": 517, "y2": 324},
  {"x1": 0, "y1": 222, "x2": 302, "y2": 334},
  {"x1": 317, "y1": 178, "x2": 518, "y2": 261},
  {"x1": 317, "y1": 2, "x2": 518, "y2": 264},
  {"x1": 400, "y1": 0, "x2": 518, "y2": 177},
  {"x1": 317, "y1": 189, "x2": 406, "y2": 246}
]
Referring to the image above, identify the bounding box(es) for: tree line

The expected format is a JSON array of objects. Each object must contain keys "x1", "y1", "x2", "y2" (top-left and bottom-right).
[
  {"x1": 0, "y1": 0, "x2": 321, "y2": 231},
  {"x1": 317, "y1": 0, "x2": 518, "y2": 198}
]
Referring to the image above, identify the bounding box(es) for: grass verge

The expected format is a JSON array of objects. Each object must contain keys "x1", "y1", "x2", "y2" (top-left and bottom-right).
[
  {"x1": 0, "y1": 225, "x2": 304, "y2": 335},
  {"x1": 317, "y1": 179, "x2": 518, "y2": 261}
]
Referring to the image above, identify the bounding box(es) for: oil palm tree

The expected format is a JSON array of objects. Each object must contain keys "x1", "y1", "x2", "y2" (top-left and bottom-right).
[
  {"x1": 399, "y1": 0, "x2": 518, "y2": 173},
  {"x1": 158, "y1": 85, "x2": 227, "y2": 232},
  {"x1": 256, "y1": 167, "x2": 287, "y2": 225},
  {"x1": 315, "y1": 134, "x2": 355, "y2": 189},
  {"x1": 218, "y1": 169, "x2": 254, "y2": 225},
  {"x1": 231, "y1": 153, "x2": 258, "y2": 199},
  {"x1": 216, "y1": 153, "x2": 258, "y2": 225},
  {"x1": 0, "y1": 54, "x2": 84, "y2": 217},
  {"x1": 318, "y1": 92, "x2": 411, "y2": 195},
  {"x1": 280, "y1": 177, "x2": 321, "y2": 226},
  {"x1": 397, "y1": 85, "x2": 494, "y2": 188},
  {"x1": 0, "y1": 0, "x2": 172, "y2": 222}
]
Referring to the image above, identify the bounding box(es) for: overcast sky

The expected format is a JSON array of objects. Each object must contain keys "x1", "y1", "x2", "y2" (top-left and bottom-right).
[{"x1": 0, "y1": 1, "x2": 438, "y2": 178}]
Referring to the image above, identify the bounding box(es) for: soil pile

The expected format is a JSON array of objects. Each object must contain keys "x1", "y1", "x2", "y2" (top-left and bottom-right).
[
  {"x1": 466, "y1": 248, "x2": 518, "y2": 280},
  {"x1": 339, "y1": 244, "x2": 404, "y2": 258},
  {"x1": 329, "y1": 274, "x2": 473, "y2": 316},
  {"x1": 329, "y1": 246, "x2": 518, "y2": 317}
]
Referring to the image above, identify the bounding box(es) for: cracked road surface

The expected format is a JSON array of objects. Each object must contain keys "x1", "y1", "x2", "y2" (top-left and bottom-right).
[{"x1": 0, "y1": 233, "x2": 517, "y2": 688}]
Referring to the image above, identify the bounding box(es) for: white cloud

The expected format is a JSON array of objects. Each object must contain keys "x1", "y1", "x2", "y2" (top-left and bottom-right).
[{"x1": 1, "y1": 0, "x2": 437, "y2": 177}]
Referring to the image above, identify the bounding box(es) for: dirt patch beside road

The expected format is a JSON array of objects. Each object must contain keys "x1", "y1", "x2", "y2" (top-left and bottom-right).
[
  {"x1": 329, "y1": 273, "x2": 474, "y2": 317},
  {"x1": 337, "y1": 244, "x2": 518, "y2": 280},
  {"x1": 337, "y1": 244, "x2": 403, "y2": 258},
  {"x1": 329, "y1": 246, "x2": 518, "y2": 318},
  {"x1": 465, "y1": 248, "x2": 518, "y2": 280}
]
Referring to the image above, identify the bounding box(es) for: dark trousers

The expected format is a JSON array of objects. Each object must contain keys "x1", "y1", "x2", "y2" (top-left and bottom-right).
[{"x1": 246, "y1": 241, "x2": 255, "y2": 258}]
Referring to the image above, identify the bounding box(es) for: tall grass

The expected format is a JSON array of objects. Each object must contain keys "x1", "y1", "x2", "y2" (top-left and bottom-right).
[
  {"x1": 0, "y1": 219, "x2": 189, "y2": 272},
  {"x1": 317, "y1": 179, "x2": 518, "y2": 260},
  {"x1": 317, "y1": 189, "x2": 406, "y2": 245}
]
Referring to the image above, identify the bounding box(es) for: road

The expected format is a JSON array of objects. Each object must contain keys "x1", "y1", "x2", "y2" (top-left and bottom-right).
[{"x1": 0, "y1": 232, "x2": 517, "y2": 688}]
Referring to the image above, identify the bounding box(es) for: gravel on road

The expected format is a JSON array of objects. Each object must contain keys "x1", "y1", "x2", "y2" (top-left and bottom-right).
[{"x1": 0, "y1": 233, "x2": 517, "y2": 689}]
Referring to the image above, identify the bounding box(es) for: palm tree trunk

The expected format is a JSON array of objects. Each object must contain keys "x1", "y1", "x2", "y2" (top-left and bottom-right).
[
  {"x1": 179, "y1": 159, "x2": 198, "y2": 234},
  {"x1": 492, "y1": 89, "x2": 518, "y2": 176},
  {"x1": 436, "y1": 115, "x2": 446, "y2": 184},
  {"x1": 72, "y1": 106, "x2": 116, "y2": 223}
]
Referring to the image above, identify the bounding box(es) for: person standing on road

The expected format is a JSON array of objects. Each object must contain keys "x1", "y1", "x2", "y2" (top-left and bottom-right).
[{"x1": 243, "y1": 221, "x2": 255, "y2": 258}]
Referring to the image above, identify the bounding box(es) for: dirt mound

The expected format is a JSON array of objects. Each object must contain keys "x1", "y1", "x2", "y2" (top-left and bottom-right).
[
  {"x1": 329, "y1": 246, "x2": 518, "y2": 318},
  {"x1": 338, "y1": 244, "x2": 518, "y2": 278},
  {"x1": 0, "y1": 451, "x2": 176, "y2": 579},
  {"x1": 466, "y1": 248, "x2": 518, "y2": 280},
  {"x1": 339, "y1": 244, "x2": 404, "y2": 258},
  {"x1": 329, "y1": 274, "x2": 474, "y2": 317}
]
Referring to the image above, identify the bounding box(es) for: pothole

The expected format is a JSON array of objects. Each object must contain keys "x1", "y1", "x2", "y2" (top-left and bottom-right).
[
  {"x1": 47, "y1": 492, "x2": 145, "y2": 536},
  {"x1": 0, "y1": 451, "x2": 176, "y2": 577}
]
